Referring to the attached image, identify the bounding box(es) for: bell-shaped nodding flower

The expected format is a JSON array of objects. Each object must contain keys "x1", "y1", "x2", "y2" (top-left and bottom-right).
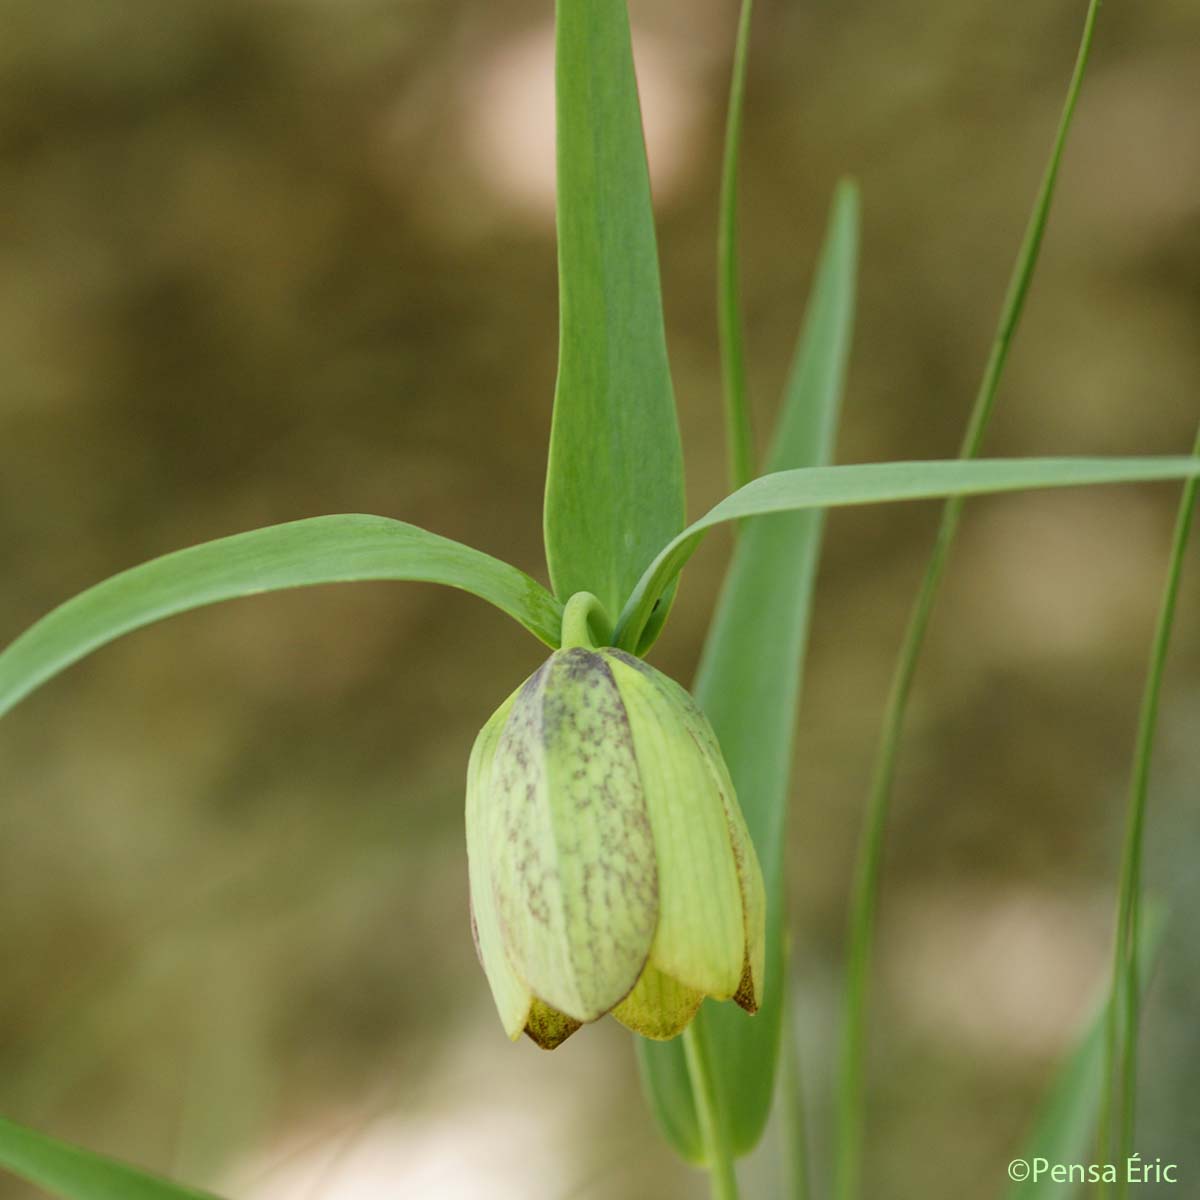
[{"x1": 466, "y1": 644, "x2": 765, "y2": 1049}]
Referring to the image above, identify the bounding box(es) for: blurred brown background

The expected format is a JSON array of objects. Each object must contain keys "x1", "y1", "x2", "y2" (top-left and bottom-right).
[{"x1": 1, "y1": 1, "x2": 1198, "y2": 1197}]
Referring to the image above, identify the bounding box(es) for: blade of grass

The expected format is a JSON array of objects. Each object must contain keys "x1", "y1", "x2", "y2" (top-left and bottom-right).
[
  {"x1": 634, "y1": 182, "x2": 859, "y2": 1170},
  {"x1": 545, "y1": 0, "x2": 686, "y2": 626},
  {"x1": 1100, "y1": 424, "x2": 1200, "y2": 1198},
  {"x1": 0, "y1": 514, "x2": 563, "y2": 720},
  {"x1": 614, "y1": 456, "x2": 1200, "y2": 655},
  {"x1": 717, "y1": 0, "x2": 756, "y2": 490},
  {"x1": 1004, "y1": 907, "x2": 1166, "y2": 1200},
  {"x1": 0, "y1": 1115, "x2": 223, "y2": 1200},
  {"x1": 826, "y1": 7, "x2": 1103, "y2": 1194}
]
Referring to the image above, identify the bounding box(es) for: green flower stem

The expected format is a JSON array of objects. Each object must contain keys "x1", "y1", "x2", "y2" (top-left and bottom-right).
[
  {"x1": 831, "y1": 5, "x2": 1102, "y2": 1198},
  {"x1": 1101, "y1": 424, "x2": 1200, "y2": 1199},
  {"x1": 559, "y1": 591, "x2": 612, "y2": 651},
  {"x1": 681, "y1": 1020, "x2": 740, "y2": 1200},
  {"x1": 718, "y1": 0, "x2": 756, "y2": 491},
  {"x1": 780, "y1": 963, "x2": 812, "y2": 1200}
]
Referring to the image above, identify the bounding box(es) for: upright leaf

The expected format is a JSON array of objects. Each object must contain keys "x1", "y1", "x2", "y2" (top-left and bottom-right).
[
  {"x1": 1099, "y1": 422, "x2": 1200, "y2": 1178},
  {"x1": 0, "y1": 1115, "x2": 222, "y2": 1200},
  {"x1": 545, "y1": 0, "x2": 685, "y2": 624},
  {"x1": 717, "y1": 0, "x2": 757, "y2": 490},
  {"x1": 0, "y1": 514, "x2": 563, "y2": 720},
  {"x1": 637, "y1": 182, "x2": 860, "y2": 1159}
]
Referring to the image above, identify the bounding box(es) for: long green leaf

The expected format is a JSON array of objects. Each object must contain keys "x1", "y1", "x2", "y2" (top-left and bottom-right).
[
  {"x1": 0, "y1": 1115, "x2": 222, "y2": 1200},
  {"x1": 613, "y1": 457, "x2": 1200, "y2": 655},
  {"x1": 636, "y1": 181, "x2": 860, "y2": 1162},
  {"x1": 1100, "y1": 423, "x2": 1199, "y2": 1188},
  {"x1": 0, "y1": 514, "x2": 562, "y2": 720},
  {"x1": 717, "y1": 0, "x2": 756, "y2": 490},
  {"x1": 544, "y1": 0, "x2": 686, "y2": 627},
  {"x1": 1005, "y1": 907, "x2": 1165, "y2": 1200}
]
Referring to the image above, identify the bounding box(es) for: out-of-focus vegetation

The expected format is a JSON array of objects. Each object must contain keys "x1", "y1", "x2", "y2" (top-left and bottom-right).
[{"x1": 1, "y1": 1, "x2": 1198, "y2": 1196}]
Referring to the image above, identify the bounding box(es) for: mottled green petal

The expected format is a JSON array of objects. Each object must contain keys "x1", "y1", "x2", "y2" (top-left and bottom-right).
[
  {"x1": 490, "y1": 650, "x2": 658, "y2": 1021},
  {"x1": 613, "y1": 965, "x2": 704, "y2": 1041},
  {"x1": 690, "y1": 714, "x2": 766, "y2": 1010},
  {"x1": 621, "y1": 653, "x2": 766, "y2": 1009},
  {"x1": 465, "y1": 691, "x2": 532, "y2": 1040},
  {"x1": 605, "y1": 651, "x2": 745, "y2": 1000}
]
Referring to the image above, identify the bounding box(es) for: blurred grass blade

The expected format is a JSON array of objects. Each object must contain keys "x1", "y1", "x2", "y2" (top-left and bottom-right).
[
  {"x1": 614, "y1": 456, "x2": 1200, "y2": 654},
  {"x1": 834, "y1": 7, "x2": 1102, "y2": 1196},
  {"x1": 0, "y1": 514, "x2": 563, "y2": 719},
  {"x1": 1100, "y1": 423, "x2": 1200, "y2": 1181},
  {"x1": 717, "y1": 0, "x2": 756, "y2": 490},
  {"x1": 0, "y1": 1115, "x2": 222, "y2": 1200},
  {"x1": 636, "y1": 182, "x2": 859, "y2": 1162},
  {"x1": 1005, "y1": 907, "x2": 1165, "y2": 1200},
  {"x1": 544, "y1": 0, "x2": 686, "y2": 626}
]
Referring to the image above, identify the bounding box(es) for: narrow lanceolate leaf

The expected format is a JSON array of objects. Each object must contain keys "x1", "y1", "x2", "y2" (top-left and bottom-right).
[
  {"x1": 544, "y1": 0, "x2": 686, "y2": 626},
  {"x1": 637, "y1": 182, "x2": 859, "y2": 1160},
  {"x1": 1005, "y1": 907, "x2": 1165, "y2": 1200},
  {"x1": 1100, "y1": 423, "x2": 1200, "y2": 1179},
  {"x1": 0, "y1": 1114, "x2": 223, "y2": 1200},
  {"x1": 0, "y1": 514, "x2": 563, "y2": 720},
  {"x1": 717, "y1": 0, "x2": 757, "y2": 490},
  {"x1": 614, "y1": 457, "x2": 1200, "y2": 655}
]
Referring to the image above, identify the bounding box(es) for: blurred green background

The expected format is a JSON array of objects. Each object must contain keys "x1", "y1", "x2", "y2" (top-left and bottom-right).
[{"x1": 2, "y1": 1, "x2": 1198, "y2": 1197}]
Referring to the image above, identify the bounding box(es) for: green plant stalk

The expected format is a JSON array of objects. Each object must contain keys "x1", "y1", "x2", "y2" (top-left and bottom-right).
[
  {"x1": 1100, "y1": 424, "x2": 1200, "y2": 1198},
  {"x1": 779, "y1": 963, "x2": 812, "y2": 1200},
  {"x1": 718, "y1": 0, "x2": 756, "y2": 491},
  {"x1": 558, "y1": 590, "x2": 612, "y2": 650},
  {"x1": 681, "y1": 1022, "x2": 740, "y2": 1200},
  {"x1": 831, "y1": 4, "x2": 1102, "y2": 1197}
]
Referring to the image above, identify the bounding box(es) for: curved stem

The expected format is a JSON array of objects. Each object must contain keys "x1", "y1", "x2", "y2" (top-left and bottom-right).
[
  {"x1": 559, "y1": 591, "x2": 612, "y2": 651},
  {"x1": 832, "y1": 6, "x2": 1102, "y2": 1198},
  {"x1": 1100, "y1": 424, "x2": 1200, "y2": 1199},
  {"x1": 681, "y1": 1021, "x2": 739, "y2": 1200},
  {"x1": 718, "y1": 0, "x2": 756, "y2": 491}
]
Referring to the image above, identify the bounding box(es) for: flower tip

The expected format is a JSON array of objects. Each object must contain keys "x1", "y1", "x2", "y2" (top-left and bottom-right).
[
  {"x1": 523, "y1": 999, "x2": 582, "y2": 1050},
  {"x1": 733, "y1": 964, "x2": 759, "y2": 1015}
]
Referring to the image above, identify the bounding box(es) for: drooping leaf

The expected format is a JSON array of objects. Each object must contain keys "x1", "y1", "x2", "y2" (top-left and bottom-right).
[
  {"x1": 636, "y1": 181, "x2": 859, "y2": 1159},
  {"x1": 544, "y1": 0, "x2": 685, "y2": 626},
  {"x1": 0, "y1": 514, "x2": 562, "y2": 720},
  {"x1": 1005, "y1": 907, "x2": 1165, "y2": 1200},
  {"x1": 0, "y1": 1114, "x2": 222, "y2": 1200},
  {"x1": 614, "y1": 456, "x2": 1200, "y2": 655}
]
